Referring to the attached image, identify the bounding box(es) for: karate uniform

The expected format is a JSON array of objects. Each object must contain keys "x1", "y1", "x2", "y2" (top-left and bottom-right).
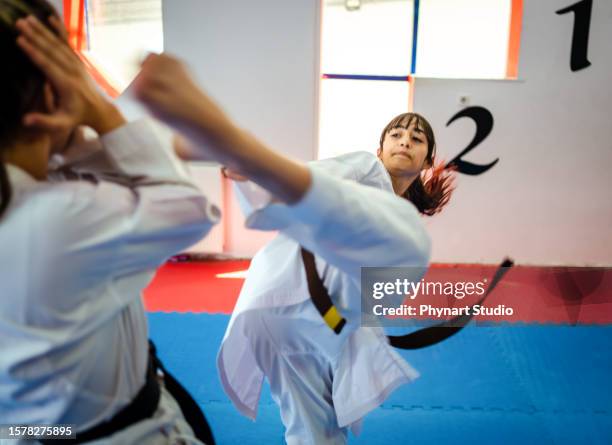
[
  {"x1": 217, "y1": 152, "x2": 431, "y2": 444},
  {"x1": 0, "y1": 119, "x2": 219, "y2": 444}
]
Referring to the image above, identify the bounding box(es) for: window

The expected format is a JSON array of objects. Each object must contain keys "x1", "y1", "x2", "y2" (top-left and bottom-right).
[
  {"x1": 318, "y1": 0, "x2": 516, "y2": 159},
  {"x1": 319, "y1": 78, "x2": 410, "y2": 158},
  {"x1": 64, "y1": 0, "x2": 164, "y2": 95},
  {"x1": 321, "y1": 1, "x2": 414, "y2": 76},
  {"x1": 416, "y1": 0, "x2": 512, "y2": 79}
]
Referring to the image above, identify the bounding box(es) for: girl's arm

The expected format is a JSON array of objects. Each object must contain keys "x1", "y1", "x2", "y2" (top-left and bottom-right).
[
  {"x1": 133, "y1": 54, "x2": 312, "y2": 204},
  {"x1": 133, "y1": 55, "x2": 431, "y2": 278}
]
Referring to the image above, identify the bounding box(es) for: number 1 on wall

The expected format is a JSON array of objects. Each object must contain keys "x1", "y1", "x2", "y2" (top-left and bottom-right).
[{"x1": 556, "y1": 0, "x2": 593, "y2": 72}]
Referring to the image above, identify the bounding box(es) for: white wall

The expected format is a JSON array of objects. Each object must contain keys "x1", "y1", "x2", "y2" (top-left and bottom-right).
[
  {"x1": 186, "y1": 164, "x2": 224, "y2": 253},
  {"x1": 162, "y1": 0, "x2": 321, "y2": 255},
  {"x1": 413, "y1": 0, "x2": 612, "y2": 266}
]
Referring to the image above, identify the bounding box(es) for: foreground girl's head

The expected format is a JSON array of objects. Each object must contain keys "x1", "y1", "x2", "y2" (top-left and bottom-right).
[
  {"x1": 0, "y1": 0, "x2": 57, "y2": 145},
  {"x1": 0, "y1": 0, "x2": 59, "y2": 216},
  {"x1": 377, "y1": 112, "x2": 453, "y2": 216}
]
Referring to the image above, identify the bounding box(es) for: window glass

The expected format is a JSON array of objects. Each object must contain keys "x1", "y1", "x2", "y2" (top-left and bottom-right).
[
  {"x1": 415, "y1": 0, "x2": 512, "y2": 78},
  {"x1": 321, "y1": 0, "x2": 414, "y2": 76},
  {"x1": 84, "y1": 0, "x2": 163, "y2": 91},
  {"x1": 318, "y1": 78, "x2": 410, "y2": 159}
]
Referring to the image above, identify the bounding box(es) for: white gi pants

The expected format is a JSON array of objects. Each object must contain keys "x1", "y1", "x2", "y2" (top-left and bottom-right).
[{"x1": 242, "y1": 300, "x2": 357, "y2": 445}]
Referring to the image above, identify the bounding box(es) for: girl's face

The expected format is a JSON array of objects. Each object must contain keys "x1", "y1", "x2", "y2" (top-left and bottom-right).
[{"x1": 377, "y1": 120, "x2": 431, "y2": 177}]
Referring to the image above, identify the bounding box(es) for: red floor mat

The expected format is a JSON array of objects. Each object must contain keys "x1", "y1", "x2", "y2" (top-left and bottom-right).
[
  {"x1": 143, "y1": 260, "x2": 250, "y2": 313},
  {"x1": 144, "y1": 261, "x2": 612, "y2": 323}
]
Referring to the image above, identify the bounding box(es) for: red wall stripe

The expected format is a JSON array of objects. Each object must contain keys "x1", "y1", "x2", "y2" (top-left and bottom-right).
[
  {"x1": 63, "y1": 0, "x2": 119, "y2": 98},
  {"x1": 506, "y1": 0, "x2": 523, "y2": 79}
]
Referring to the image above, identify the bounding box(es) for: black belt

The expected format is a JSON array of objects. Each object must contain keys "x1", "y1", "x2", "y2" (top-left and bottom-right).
[
  {"x1": 301, "y1": 247, "x2": 513, "y2": 349},
  {"x1": 41, "y1": 341, "x2": 215, "y2": 444},
  {"x1": 302, "y1": 249, "x2": 347, "y2": 334},
  {"x1": 40, "y1": 345, "x2": 160, "y2": 444}
]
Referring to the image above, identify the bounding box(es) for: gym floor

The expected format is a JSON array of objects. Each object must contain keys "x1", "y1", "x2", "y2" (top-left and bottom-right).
[{"x1": 145, "y1": 262, "x2": 612, "y2": 445}]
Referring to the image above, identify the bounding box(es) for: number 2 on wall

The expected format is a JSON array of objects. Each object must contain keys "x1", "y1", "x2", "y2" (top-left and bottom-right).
[
  {"x1": 556, "y1": 0, "x2": 592, "y2": 71},
  {"x1": 445, "y1": 106, "x2": 497, "y2": 176}
]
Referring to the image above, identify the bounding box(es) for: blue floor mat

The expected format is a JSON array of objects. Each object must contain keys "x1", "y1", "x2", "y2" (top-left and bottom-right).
[{"x1": 148, "y1": 313, "x2": 612, "y2": 444}]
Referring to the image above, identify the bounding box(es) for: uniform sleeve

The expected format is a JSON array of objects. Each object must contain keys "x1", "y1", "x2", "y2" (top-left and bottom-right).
[
  {"x1": 233, "y1": 151, "x2": 390, "y2": 225},
  {"x1": 48, "y1": 119, "x2": 188, "y2": 188},
  {"x1": 307, "y1": 151, "x2": 390, "y2": 189},
  {"x1": 49, "y1": 119, "x2": 220, "y2": 283},
  {"x1": 241, "y1": 166, "x2": 431, "y2": 280}
]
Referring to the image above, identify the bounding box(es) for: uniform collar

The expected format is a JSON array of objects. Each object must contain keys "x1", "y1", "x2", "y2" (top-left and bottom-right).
[{"x1": 374, "y1": 156, "x2": 395, "y2": 193}]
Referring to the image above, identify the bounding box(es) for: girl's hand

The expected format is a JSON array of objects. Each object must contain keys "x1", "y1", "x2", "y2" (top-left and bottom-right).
[
  {"x1": 16, "y1": 15, "x2": 124, "y2": 135},
  {"x1": 132, "y1": 53, "x2": 232, "y2": 142},
  {"x1": 133, "y1": 52, "x2": 312, "y2": 203}
]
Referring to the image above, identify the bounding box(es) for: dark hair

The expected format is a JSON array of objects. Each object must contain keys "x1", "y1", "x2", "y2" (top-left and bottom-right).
[
  {"x1": 379, "y1": 112, "x2": 454, "y2": 216},
  {"x1": 0, "y1": 0, "x2": 58, "y2": 217}
]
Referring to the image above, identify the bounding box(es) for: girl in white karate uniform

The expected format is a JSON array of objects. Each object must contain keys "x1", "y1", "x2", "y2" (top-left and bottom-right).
[
  {"x1": 130, "y1": 53, "x2": 454, "y2": 444},
  {"x1": 217, "y1": 115, "x2": 454, "y2": 445},
  {"x1": 1, "y1": 3, "x2": 223, "y2": 443}
]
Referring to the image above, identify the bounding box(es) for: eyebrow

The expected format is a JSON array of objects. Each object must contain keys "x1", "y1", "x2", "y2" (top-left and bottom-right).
[{"x1": 391, "y1": 125, "x2": 424, "y2": 134}]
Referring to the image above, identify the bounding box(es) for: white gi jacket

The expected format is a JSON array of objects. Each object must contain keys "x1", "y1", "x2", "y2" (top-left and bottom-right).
[
  {"x1": 217, "y1": 151, "x2": 431, "y2": 429},
  {"x1": 0, "y1": 120, "x2": 218, "y2": 439}
]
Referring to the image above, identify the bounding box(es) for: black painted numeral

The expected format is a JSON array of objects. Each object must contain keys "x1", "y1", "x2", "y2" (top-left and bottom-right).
[
  {"x1": 556, "y1": 0, "x2": 593, "y2": 72},
  {"x1": 446, "y1": 106, "x2": 496, "y2": 176}
]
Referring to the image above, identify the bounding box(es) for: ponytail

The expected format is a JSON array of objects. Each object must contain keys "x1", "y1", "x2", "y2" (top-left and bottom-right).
[{"x1": 404, "y1": 162, "x2": 454, "y2": 216}]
